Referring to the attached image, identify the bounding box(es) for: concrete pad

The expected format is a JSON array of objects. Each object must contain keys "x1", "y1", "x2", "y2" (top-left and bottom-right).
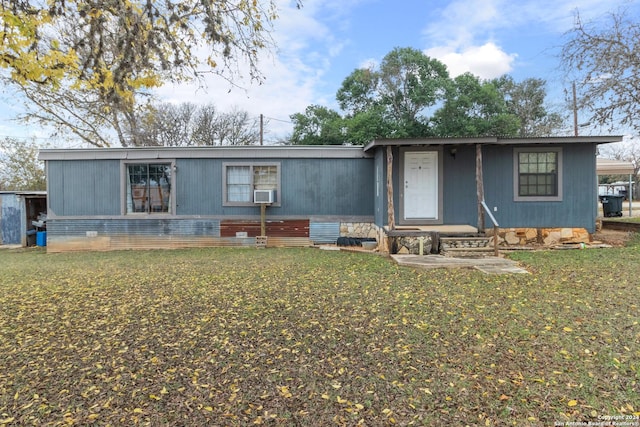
[
  {"x1": 391, "y1": 254, "x2": 529, "y2": 274},
  {"x1": 0, "y1": 244, "x2": 23, "y2": 250}
]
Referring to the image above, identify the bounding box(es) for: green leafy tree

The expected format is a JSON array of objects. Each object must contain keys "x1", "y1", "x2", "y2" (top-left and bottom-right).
[
  {"x1": 0, "y1": 0, "x2": 301, "y2": 146},
  {"x1": 290, "y1": 105, "x2": 345, "y2": 145},
  {"x1": 331, "y1": 47, "x2": 449, "y2": 142},
  {"x1": 336, "y1": 68, "x2": 380, "y2": 115},
  {"x1": 431, "y1": 73, "x2": 520, "y2": 137},
  {"x1": 561, "y1": 8, "x2": 640, "y2": 135},
  {"x1": 342, "y1": 106, "x2": 396, "y2": 145},
  {"x1": 494, "y1": 76, "x2": 564, "y2": 137},
  {"x1": 377, "y1": 47, "x2": 449, "y2": 127},
  {"x1": 0, "y1": 138, "x2": 46, "y2": 191}
]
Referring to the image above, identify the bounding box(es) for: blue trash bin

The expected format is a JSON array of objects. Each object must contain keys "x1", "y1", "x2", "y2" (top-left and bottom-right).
[{"x1": 36, "y1": 231, "x2": 47, "y2": 247}]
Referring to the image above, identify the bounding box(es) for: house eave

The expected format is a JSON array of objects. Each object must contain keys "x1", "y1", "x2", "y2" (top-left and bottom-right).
[
  {"x1": 363, "y1": 135, "x2": 624, "y2": 152},
  {"x1": 38, "y1": 145, "x2": 373, "y2": 161}
]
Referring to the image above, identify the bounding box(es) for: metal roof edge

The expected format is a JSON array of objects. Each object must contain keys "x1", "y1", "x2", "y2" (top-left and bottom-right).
[
  {"x1": 0, "y1": 190, "x2": 47, "y2": 196},
  {"x1": 363, "y1": 137, "x2": 498, "y2": 152},
  {"x1": 362, "y1": 135, "x2": 625, "y2": 151},
  {"x1": 495, "y1": 136, "x2": 624, "y2": 145},
  {"x1": 38, "y1": 145, "x2": 373, "y2": 161}
]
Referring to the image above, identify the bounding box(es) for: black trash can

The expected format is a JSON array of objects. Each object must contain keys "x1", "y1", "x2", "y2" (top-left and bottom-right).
[{"x1": 600, "y1": 195, "x2": 624, "y2": 217}]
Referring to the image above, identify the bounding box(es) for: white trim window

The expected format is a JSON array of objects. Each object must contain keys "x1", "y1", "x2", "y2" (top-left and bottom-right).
[
  {"x1": 125, "y1": 162, "x2": 173, "y2": 214},
  {"x1": 223, "y1": 162, "x2": 280, "y2": 206},
  {"x1": 514, "y1": 147, "x2": 563, "y2": 201}
]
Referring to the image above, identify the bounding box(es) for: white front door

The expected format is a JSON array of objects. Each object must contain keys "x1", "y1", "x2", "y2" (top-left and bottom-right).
[{"x1": 404, "y1": 151, "x2": 438, "y2": 219}]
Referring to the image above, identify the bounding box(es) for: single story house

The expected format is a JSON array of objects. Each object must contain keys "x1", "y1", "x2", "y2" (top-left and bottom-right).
[
  {"x1": 0, "y1": 191, "x2": 47, "y2": 247},
  {"x1": 39, "y1": 136, "x2": 622, "y2": 253}
]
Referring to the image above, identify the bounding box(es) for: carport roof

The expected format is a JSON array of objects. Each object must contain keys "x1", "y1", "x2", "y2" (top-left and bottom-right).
[{"x1": 597, "y1": 158, "x2": 635, "y2": 175}]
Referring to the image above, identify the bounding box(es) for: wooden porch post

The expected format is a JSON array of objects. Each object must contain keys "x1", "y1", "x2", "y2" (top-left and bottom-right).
[
  {"x1": 387, "y1": 145, "x2": 396, "y2": 230},
  {"x1": 386, "y1": 145, "x2": 395, "y2": 231},
  {"x1": 386, "y1": 145, "x2": 396, "y2": 253},
  {"x1": 476, "y1": 144, "x2": 485, "y2": 232}
]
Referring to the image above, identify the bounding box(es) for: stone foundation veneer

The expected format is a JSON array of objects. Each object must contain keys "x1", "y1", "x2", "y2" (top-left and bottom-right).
[
  {"x1": 336, "y1": 224, "x2": 591, "y2": 252},
  {"x1": 390, "y1": 236, "x2": 433, "y2": 254},
  {"x1": 488, "y1": 227, "x2": 591, "y2": 246},
  {"x1": 339, "y1": 222, "x2": 387, "y2": 251},
  {"x1": 340, "y1": 222, "x2": 381, "y2": 239}
]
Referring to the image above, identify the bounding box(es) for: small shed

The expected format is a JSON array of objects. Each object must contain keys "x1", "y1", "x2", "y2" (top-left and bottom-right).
[{"x1": 0, "y1": 191, "x2": 47, "y2": 246}]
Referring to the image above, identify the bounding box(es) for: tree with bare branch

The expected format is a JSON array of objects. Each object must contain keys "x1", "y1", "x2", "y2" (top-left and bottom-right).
[
  {"x1": 0, "y1": 138, "x2": 46, "y2": 191},
  {"x1": 561, "y1": 8, "x2": 640, "y2": 135},
  {"x1": 1, "y1": 0, "x2": 301, "y2": 146}
]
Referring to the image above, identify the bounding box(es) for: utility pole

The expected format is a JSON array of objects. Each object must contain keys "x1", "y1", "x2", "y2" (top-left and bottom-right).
[
  {"x1": 259, "y1": 114, "x2": 264, "y2": 145},
  {"x1": 573, "y1": 82, "x2": 578, "y2": 136}
]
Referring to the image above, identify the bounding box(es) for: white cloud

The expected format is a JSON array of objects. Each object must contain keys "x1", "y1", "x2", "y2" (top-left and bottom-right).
[
  {"x1": 154, "y1": 0, "x2": 364, "y2": 142},
  {"x1": 421, "y1": 0, "x2": 631, "y2": 80},
  {"x1": 421, "y1": 0, "x2": 516, "y2": 78},
  {"x1": 426, "y1": 42, "x2": 517, "y2": 79}
]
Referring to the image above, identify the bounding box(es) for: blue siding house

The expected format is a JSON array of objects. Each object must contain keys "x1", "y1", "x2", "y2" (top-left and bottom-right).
[{"x1": 39, "y1": 136, "x2": 622, "y2": 252}]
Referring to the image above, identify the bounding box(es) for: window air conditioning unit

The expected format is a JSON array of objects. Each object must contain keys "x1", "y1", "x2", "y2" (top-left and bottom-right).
[{"x1": 254, "y1": 189, "x2": 275, "y2": 204}]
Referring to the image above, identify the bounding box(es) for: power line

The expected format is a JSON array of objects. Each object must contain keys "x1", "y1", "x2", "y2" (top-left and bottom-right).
[{"x1": 262, "y1": 115, "x2": 293, "y2": 124}]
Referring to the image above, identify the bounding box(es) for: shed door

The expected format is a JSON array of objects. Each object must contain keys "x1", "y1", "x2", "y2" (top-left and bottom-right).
[{"x1": 404, "y1": 151, "x2": 438, "y2": 219}]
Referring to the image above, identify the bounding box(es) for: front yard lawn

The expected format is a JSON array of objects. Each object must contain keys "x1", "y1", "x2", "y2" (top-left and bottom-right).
[{"x1": 0, "y1": 243, "x2": 638, "y2": 426}]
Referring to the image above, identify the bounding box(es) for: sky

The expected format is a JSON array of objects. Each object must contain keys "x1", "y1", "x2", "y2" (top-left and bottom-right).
[{"x1": 1, "y1": 0, "x2": 638, "y2": 146}]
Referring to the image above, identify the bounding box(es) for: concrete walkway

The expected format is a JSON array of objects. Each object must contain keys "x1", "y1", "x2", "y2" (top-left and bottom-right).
[
  {"x1": 391, "y1": 254, "x2": 529, "y2": 274},
  {"x1": 0, "y1": 244, "x2": 22, "y2": 250}
]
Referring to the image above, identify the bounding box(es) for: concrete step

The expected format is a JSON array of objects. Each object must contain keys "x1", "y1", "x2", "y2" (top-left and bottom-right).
[{"x1": 440, "y1": 236, "x2": 495, "y2": 257}]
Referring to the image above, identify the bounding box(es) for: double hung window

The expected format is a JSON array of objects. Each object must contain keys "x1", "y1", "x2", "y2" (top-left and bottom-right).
[
  {"x1": 223, "y1": 163, "x2": 280, "y2": 206},
  {"x1": 514, "y1": 148, "x2": 562, "y2": 201}
]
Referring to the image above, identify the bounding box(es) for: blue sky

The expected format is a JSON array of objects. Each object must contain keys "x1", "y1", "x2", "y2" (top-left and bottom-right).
[{"x1": 1, "y1": 0, "x2": 638, "y2": 145}]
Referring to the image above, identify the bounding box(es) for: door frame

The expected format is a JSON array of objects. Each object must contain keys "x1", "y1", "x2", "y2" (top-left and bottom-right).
[{"x1": 399, "y1": 146, "x2": 444, "y2": 225}]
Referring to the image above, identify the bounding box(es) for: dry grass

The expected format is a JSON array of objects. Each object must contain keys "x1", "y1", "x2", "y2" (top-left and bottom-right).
[{"x1": 0, "y1": 243, "x2": 638, "y2": 426}]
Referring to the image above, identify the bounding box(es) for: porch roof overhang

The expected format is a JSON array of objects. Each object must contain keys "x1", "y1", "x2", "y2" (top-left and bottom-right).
[
  {"x1": 363, "y1": 135, "x2": 624, "y2": 153},
  {"x1": 596, "y1": 158, "x2": 635, "y2": 175}
]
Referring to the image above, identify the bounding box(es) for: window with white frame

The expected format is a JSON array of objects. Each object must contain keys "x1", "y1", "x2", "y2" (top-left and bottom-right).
[
  {"x1": 514, "y1": 147, "x2": 562, "y2": 201},
  {"x1": 125, "y1": 163, "x2": 172, "y2": 213},
  {"x1": 223, "y1": 163, "x2": 280, "y2": 206}
]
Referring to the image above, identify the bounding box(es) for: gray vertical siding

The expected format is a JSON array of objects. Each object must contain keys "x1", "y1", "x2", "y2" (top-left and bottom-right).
[
  {"x1": 374, "y1": 149, "x2": 385, "y2": 227},
  {"x1": 309, "y1": 222, "x2": 340, "y2": 243},
  {"x1": 483, "y1": 144, "x2": 598, "y2": 231},
  {"x1": 48, "y1": 160, "x2": 120, "y2": 216},
  {"x1": 175, "y1": 157, "x2": 375, "y2": 217},
  {"x1": 175, "y1": 158, "x2": 220, "y2": 215},
  {"x1": 280, "y1": 158, "x2": 374, "y2": 216},
  {"x1": 0, "y1": 193, "x2": 20, "y2": 244},
  {"x1": 442, "y1": 145, "x2": 477, "y2": 226},
  {"x1": 48, "y1": 157, "x2": 374, "y2": 219},
  {"x1": 372, "y1": 143, "x2": 600, "y2": 232}
]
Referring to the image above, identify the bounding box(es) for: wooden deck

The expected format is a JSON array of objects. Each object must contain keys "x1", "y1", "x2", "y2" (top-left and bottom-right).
[{"x1": 386, "y1": 224, "x2": 479, "y2": 237}]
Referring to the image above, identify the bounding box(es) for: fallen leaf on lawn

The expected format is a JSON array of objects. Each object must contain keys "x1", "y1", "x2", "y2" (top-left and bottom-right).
[{"x1": 278, "y1": 386, "x2": 292, "y2": 398}]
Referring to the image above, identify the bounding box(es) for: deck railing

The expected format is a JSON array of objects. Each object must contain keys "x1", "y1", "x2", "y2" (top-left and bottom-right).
[{"x1": 481, "y1": 200, "x2": 500, "y2": 256}]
